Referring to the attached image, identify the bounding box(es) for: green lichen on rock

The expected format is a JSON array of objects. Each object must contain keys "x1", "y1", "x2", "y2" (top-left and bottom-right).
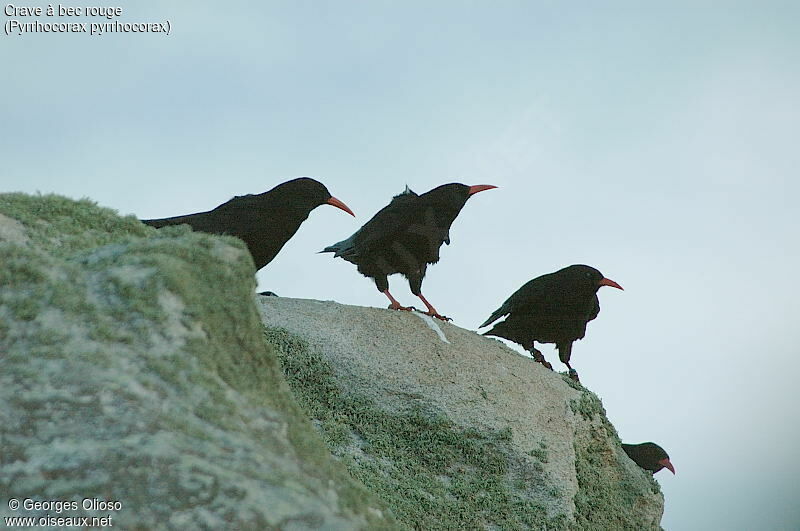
[
  {"x1": 568, "y1": 386, "x2": 663, "y2": 530},
  {"x1": 528, "y1": 441, "x2": 550, "y2": 464},
  {"x1": 265, "y1": 327, "x2": 569, "y2": 530},
  {"x1": 568, "y1": 387, "x2": 608, "y2": 423},
  {"x1": 572, "y1": 428, "x2": 661, "y2": 530},
  {"x1": 0, "y1": 193, "x2": 150, "y2": 257},
  {"x1": 0, "y1": 193, "x2": 396, "y2": 529}
]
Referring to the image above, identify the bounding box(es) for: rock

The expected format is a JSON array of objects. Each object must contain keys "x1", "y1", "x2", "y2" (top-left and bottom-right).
[
  {"x1": 0, "y1": 192, "x2": 664, "y2": 530},
  {"x1": 0, "y1": 194, "x2": 395, "y2": 530},
  {"x1": 258, "y1": 297, "x2": 665, "y2": 530}
]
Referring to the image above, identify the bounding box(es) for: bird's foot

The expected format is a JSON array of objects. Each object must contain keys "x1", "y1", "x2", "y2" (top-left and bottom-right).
[
  {"x1": 538, "y1": 359, "x2": 554, "y2": 370},
  {"x1": 568, "y1": 369, "x2": 580, "y2": 382},
  {"x1": 388, "y1": 302, "x2": 416, "y2": 312},
  {"x1": 415, "y1": 294, "x2": 451, "y2": 321},
  {"x1": 422, "y1": 310, "x2": 451, "y2": 322},
  {"x1": 530, "y1": 352, "x2": 553, "y2": 370}
]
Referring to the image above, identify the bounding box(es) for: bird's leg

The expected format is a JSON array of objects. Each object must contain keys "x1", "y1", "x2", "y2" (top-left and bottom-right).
[
  {"x1": 564, "y1": 362, "x2": 580, "y2": 382},
  {"x1": 416, "y1": 293, "x2": 451, "y2": 321},
  {"x1": 527, "y1": 345, "x2": 553, "y2": 370},
  {"x1": 557, "y1": 342, "x2": 579, "y2": 381},
  {"x1": 382, "y1": 290, "x2": 415, "y2": 312},
  {"x1": 407, "y1": 271, "x2": 449, "y2": 320}
]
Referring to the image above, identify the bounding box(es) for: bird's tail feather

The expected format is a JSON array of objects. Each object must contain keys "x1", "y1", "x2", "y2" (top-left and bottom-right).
[
  {"x1": 319, "y1": 240, "x2": 359, "y2": 265},
  {"x1": 319, "y1": 239, "x2": 347, "y2": 256},
  {"x1": 479, "y1": 308, "x2": 505, "y2": 328},
  {"x1": 320, "y1": 234, "x2": 357, "y2": 258}
]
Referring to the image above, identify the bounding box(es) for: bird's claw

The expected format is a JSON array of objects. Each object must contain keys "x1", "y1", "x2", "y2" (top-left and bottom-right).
[
  {"x1": 530, "y1": 352, "x2": 553, "y2": 370},
  {"x1": 568, "y1": 369, "x2": 580, "y2": 382},
  {"x1": 388, "y1": 303, "x2": 416, "y2": 312},
  {"x1": 423, "y1": 311, "x2": 451, "y2": 322}
]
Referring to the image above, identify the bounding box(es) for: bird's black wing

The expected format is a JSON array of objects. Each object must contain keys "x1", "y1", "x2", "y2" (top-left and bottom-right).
[
  {"x1": 142, "y1": 193, "x2": 255, "y2": 232},
  {"x1": 480, "y1": 276, "x2": 555, "y2": 328},
  {"x1": 322, "y1": 188, "x2": 420, "y2": 261},
  {"x1": 480, "y1": 270, "x2": 596, "y2": 328}
]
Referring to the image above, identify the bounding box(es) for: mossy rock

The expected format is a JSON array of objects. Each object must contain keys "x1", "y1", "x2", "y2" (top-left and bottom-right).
[
  {"x1": 0, "y1": 193, "x2": 396, "y2": 529},
  {"x1": 259, "y1": 297, "x2": 665, "y2": 530}
]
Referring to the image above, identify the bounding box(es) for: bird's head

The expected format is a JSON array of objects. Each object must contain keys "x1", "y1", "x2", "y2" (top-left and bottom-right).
[
  {"x1": 412, "y1": 183, "x2": 497, "y2": 230},
  {"x1": 623, "y1": 442, "x2": 675, "y2": 475},
  {"x1": 275, "y1": 177, "x2": 355, "y2": 217},
  {"x1": 562, "y1": 264, "x2": 623, "y2": 293},
  {"x1": 642, "y1": 442, "x2": 675, "y2": 475},
  {"x1": 421, "y1": 182, "x2": 497, "y2": 213}
]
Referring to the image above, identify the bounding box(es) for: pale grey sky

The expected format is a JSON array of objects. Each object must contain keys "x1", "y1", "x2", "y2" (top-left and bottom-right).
[{"x1": 3, "y1": 2, "x2": 799, "y2": 529}]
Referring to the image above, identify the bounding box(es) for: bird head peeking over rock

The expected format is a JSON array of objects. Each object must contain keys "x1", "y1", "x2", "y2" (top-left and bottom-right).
[{"x1": 622, "y1": 442, "x2": 675, "y2": 475}]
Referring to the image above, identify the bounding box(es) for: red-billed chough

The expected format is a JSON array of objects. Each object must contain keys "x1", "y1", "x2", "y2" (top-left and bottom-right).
[
  {"x1": 321, "y1": 183, "x2": 496, "y2": 320},
  {"x1": 480, "y1": 264, "x2": 622, "y2": 380},
  {"x1": 622, "y1": 442, "x2": 675, "y2": 475},
  {"x1": 142, "y1": 177, "x2": 354, "y2": 271}
]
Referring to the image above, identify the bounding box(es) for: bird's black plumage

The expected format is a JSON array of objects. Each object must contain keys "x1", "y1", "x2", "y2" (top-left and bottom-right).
[
  {"x1": 142, "y1": 177, "x2": 354, "y2": 271},
  {"x1": 480, "y1": 264, "x2": 622, "y2": 379},
  {"x1": 622, "y1": 442, "x2": 675, "y2": 475},
  {"x1": 321, "y1": 183, "x2": 495, "y2": 320}
]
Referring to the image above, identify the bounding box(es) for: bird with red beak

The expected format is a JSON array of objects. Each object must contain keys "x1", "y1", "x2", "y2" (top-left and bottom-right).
[
  {"x1": 622, "y1": 442, "x2": 676, "y2": 475},
  {"x1": 322, "y1": 182, "x2": 497, "y2": 320},
  {"x1": 143, "y1": 177, "x2": 355, "y2": 272},
  {"x1": 480, "y1": 264, "x2": 623, "y2": 381}
]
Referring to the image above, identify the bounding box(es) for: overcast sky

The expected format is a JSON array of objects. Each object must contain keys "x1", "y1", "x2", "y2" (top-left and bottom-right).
[{"x1": 3, "y1": 2, "x2": 799, "y2": 529}]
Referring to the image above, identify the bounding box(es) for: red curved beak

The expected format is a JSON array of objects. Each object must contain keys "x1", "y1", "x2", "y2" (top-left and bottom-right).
[
  {"x1": 659, "y1": 458, "x2": 675, "y2": 475},
  {"x1": 599, "y1": 277, "x2": 623, "y2": 291},
  {"x1": 467, "y1": 184, "x2": 498, "y2": 196},
  {"x1": 326, "y1": 196, "x2": 355, "y2": 217}
]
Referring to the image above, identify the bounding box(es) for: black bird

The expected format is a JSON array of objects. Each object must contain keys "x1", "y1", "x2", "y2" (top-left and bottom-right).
[
  {"x1": 622, "y1": 442, "x2": 675, "y2": 475},
  {"x1": 321, "y1": 183, "x2": 496, "y2": 320},
  {"x1": 142, "y1": 177, "x2": 354, "y2": 271},
  {"x1": 480, "y1": 264, "x2": 622, "y2": 380}
]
